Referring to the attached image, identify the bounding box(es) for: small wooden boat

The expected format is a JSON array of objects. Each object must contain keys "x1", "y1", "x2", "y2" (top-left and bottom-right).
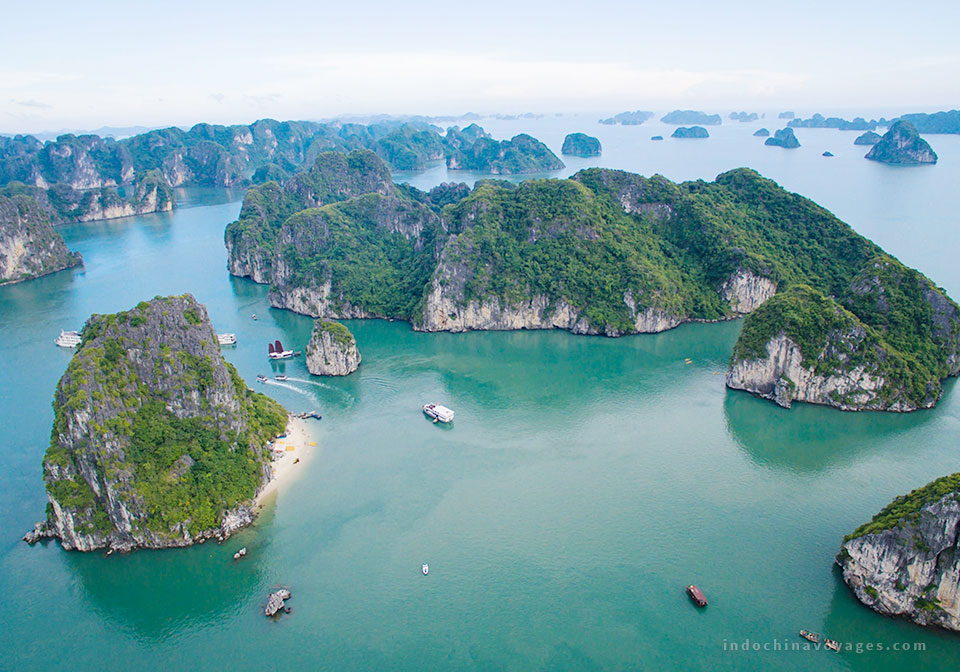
[
  {"x1": 824, "y1": 638, "x2": 840, "y2": 652},
  {"x1": 233, "y1": 547, "x2": 247, "y2": 560},
  {"x1": 799, "y1": 630, "x2": 820, "y2": 643},
  {"x1": 687, "y1": 585, "x2": 708, "y2": 607}
]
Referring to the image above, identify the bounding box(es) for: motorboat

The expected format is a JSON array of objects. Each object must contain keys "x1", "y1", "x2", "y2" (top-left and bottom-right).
[
  {"x1": 275, "y1": 375, "x2": 288, "y2": 381},
  {"x1": 256, "y1": 375, "x2": 268, "y2": 384},
  {"x1": 422, "y1": 563, "x2": 429, "y2": 575},
  {"x1": 55, "y1": 330, "x2": 82, "y2": 348},
  {"x1": 422, "y1": 403, "x2": 454, "y2": 423}
]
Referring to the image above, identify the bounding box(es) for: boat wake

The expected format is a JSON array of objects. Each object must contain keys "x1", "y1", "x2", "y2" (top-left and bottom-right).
[
  {"x1": 284, "y1": 377, "x2": 355, "y2": 401},
  {"x1": 262, "y1": 379, "x2": 314, "y2": 398}
]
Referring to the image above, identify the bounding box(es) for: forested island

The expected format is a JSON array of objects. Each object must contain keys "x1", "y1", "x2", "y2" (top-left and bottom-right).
[
  {"x1": 854, "y1": 131, "x2": 881, "y2": 146},
  {"x1": 0, "y1": 120, "x2": 562, "y2": 223},
  {"x1": 838, "y1": 473, "x2": 960, "y2": 632},
  {"x1": 865, "y1": 121, "x2": 938, "y2": 165},
  {"x1": 729, "y1": 112, "x2": 759, "y2": 122},
  {"x1": 660, "y1": 110, "x2": 722, "y2": 125},
  {"x1": 764, "y1": 128, "x2": 800, "y2": 148},
  {"x1": 788, "y1": 114, "x2": 884, "y2": 131},
  {"x1": 561, "y1": 133, "x2": 602, "y2": 157},
  {"x1": 24, "y1": 295, "x2": 287, "y2": 552},
  {"x1": 671, "y1": 126, "x2": 709, "y2": 139},
  {"x1": 598, "y1": 111, "x2": 654, "y2": 125},
  {"x1": 0, "y1": 192, "x2": 82, "y2": 284},
  {"x1": 897, "y1": 110, "x2": 960, "y2": 134},
  {"x1": 753, "y1": 128, "x2": 770, "y2": 137},
  {"x1": 225, "y1": 150, "x2": 959, "y2": 411}
]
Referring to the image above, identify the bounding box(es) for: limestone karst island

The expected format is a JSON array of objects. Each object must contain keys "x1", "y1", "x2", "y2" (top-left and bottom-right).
[{"x1": 4, "y1": 3, "x2": 960, "y2": 670}]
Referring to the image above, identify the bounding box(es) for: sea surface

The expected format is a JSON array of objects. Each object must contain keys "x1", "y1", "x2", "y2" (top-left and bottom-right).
[{"x1": 1, "y1": 113, "x2": 959, "y2": 671}]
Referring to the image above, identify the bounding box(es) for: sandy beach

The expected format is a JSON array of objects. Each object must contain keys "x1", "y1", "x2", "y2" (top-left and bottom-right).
[{"x1": 255, "y1": 416, "x2": 317, "y2": 506}]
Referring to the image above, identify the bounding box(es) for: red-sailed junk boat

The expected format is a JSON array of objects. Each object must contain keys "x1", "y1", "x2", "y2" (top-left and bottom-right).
[
  {"x1": 687, "y1": 585, "x2": 708, "y2": 607},
  {"x1": 268, "y1": 340, "x2": 294, "y2": 360}
]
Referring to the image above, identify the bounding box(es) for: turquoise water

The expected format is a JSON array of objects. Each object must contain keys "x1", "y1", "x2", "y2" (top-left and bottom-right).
[{"x1": 2, "y1": 119, "x2": 960, "y2": 670}]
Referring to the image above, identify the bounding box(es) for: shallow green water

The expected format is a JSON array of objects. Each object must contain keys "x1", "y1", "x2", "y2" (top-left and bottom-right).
[{"x1": 2, "y1": 126, "x2": 960, "y2": 670}]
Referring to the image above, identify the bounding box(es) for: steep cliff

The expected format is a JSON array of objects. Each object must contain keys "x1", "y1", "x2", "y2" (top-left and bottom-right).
[
  {"x1": 865, "y1": 120, "x2": 938, "y2": 165},
  {"x1": 838, "y1": 474, "x2": 960, "y2": 632},
  {"x1": 0, "y1": 193, "x2": 81, "y2": 284},
  {"x1": 727, "y1": 260, "x2": 960, "y2": 411},
  {"x1": 26, "y1": 295, "x2": 287, "y2": 552},
  {"x1": 305, "y1": 319, "x2": 361, "y2": 375}
]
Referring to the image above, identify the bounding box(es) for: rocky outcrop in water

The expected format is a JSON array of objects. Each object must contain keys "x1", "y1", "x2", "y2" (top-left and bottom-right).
[
  {"x1": 788, "y1": 114, "x2": 878, "y2": 131},
  {"x1": 0, "y1": 193, "x2": 81, "y2": 284},
  {"x1": 865, "y1": 120, "x2": 938, "y2": 165},
  {"x1": 660, "y1": 110, "x2": 722, "y2": 125},
  {"x1": 727, "y1": 258, "x2": 960, "y2": 411},
  {"x1": 306, "y1": 319, "x2": 361, "y2": 376},
  {"x1": 838, "y1": 474, "x2": 960, "y2": 632},
  {"x1": 265, "y1": 589, "x2": 292, "y2": 616},
  {"x1": 671, "y1": 126, "x2": 709, "y2": 139},
  {"x1": 26, "y1": 295, "x2": 287, "y2": 552},
  {"x1": 561, "y1": 133, "x2": 602, "y2": 157},
  {"x1": 445, "y1": 133, "x2": 564, "y2": 174},
  {"x1": 764, "y1": 128, "x2": 800, "y2": 148},
  {"x1": 599, "y1": 111, "x2": 654, "y2": 125},
  {"x1": 753, "y1": 128, "x2": 770, "y2": 137},
  {"x1": 854, "y1": 131, "x2": 882, "y2": 146}
]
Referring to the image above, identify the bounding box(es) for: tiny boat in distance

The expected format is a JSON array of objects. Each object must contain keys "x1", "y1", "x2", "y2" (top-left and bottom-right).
[
  {"x1": 824, "y1": 638, "x2": 840, "y2": 652},
  {"x1": 422, "y1": 563, "x2": 429, "y2": 575},
  {"x1": 423, "y1": 403, "x2": 454, "y2": 423},
  {"x1": 275, "y1": 375, "x2": 288, "y2": 381},
  {"x1": 251, "y1": 314, "x2": 258, "y2": 320},
  {"x1": 217, "y1": 333, "x2": 237, "y2": 345},
  {"x1": 799, "y1": 630, "x2": 820, "y2": 644},
  {"x1": 55, "y1": 330, "x2": 82, "y2": 348},
  {"x1": 256, "y1": 375, "x2": 268, "y2": 384},
  {"x1": 687, "y1": 585, "x2": 708, "y2": 607},
  {"x1": 268, "y1": 340, "x2": 294, "y2": 360}
]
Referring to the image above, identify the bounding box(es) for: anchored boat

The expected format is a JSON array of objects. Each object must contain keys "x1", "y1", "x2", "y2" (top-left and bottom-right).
[
  {"x1": 422, "y1": 563, "x2": 429, "y2": 575},
  {"x1": 55, "y1": 330, "x2": 82, "y2": 348},
  {"x1": 824, "y1": 638, "x2": 840, "y2": 652},
  {"x1": 217, "y1": 333, "x2": 237, "y2": 345},
  {"x1": 687, "y1": 585, "x2": 708, "y2": 607},
  {"x1": 268, "y1": 340, "x2": 294, "y2": 360},
  {"x1": 423, "y1": 403, "x2": 455, "y2": 423},
  {"x1": 799, "y1": 630, "x2": 820, "y2": 644}
]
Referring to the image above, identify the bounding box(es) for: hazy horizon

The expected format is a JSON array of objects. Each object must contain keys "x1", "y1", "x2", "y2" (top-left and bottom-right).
[{"x1": 3, "y1": 0, "x2": 959, "y2": 135}]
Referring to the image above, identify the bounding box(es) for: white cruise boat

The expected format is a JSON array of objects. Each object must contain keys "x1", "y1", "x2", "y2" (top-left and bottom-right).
[
  {"x1": 422, "y1": 403, "x2": 455, "y2": 423},
  {"x1": 217, "y1": 333, "x2": 237, "y2": 345},
  {"x1": 422, "y1": 563, "x2": 429, "y2": 575},
  {"x1": 55, "y1": 330, "x2": 82, "y2": 348}
]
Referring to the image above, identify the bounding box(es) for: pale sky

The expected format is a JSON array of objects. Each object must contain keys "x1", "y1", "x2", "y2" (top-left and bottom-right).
[{"x1": 3, "y1": 0, "x2": 959, "y2": 134}]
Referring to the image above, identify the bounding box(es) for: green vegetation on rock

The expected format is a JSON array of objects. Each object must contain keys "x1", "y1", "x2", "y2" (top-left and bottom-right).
[
  {"x1": 845, "y1": 473, "x2": 960, "y2": 540},
  {"x1": 561, "y1": 133, "x2": 601, "y2": 157}
]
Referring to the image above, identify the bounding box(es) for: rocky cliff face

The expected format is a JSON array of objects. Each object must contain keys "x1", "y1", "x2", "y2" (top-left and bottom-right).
[
  {"x1": 727, "y1": 270, "x2": 960, "y2": 411},
  {"x1": 305, "y1": 319, "x2": 361, "y2": 376},
  {"x1": 865, "y1": 120, "x2": 938, "y2": 165},
  {"x1": 838, "y1": 475, "x2": 960, "y2": 632},
  {"x1": 0, "y1": 194, "x2": 82, "y2": 284},
  {"x1": 26, "y1": 295, "x2": 287, "y2": 552},
  {"x1": 726, "y1": 331, "x2": 893, "y2": 410},
  {"x1": 720, "y1": 269, "x2": 777, "y2": 314}
]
